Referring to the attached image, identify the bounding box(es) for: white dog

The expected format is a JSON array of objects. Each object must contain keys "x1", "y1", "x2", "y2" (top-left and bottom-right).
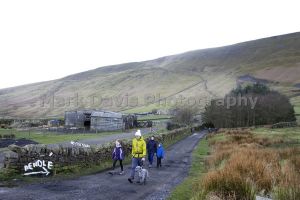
[{"x1": 135, "y1": 166, "x2": 149, "y2": 185}]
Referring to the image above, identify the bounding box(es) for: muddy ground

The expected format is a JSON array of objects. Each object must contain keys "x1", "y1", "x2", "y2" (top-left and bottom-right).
[
  {"x1": 0, "y1": 138, "x2": 38, "y2": 148},
  {"x1": 0, "y1": 131, "x2": 206, "y2": 200}
]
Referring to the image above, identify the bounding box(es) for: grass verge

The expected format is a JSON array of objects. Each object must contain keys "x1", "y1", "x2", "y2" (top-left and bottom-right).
[
  {"x1": 0, "y1": 129, "x2": 123, "y2": 144},
  {"x1": 168, "y1": 137, "x2": 209, "y2": 200}
]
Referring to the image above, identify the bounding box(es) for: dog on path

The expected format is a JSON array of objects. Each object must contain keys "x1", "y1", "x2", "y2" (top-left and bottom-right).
[{"x1": 135, "y1": 166, "x2": 149, "y2": 185}]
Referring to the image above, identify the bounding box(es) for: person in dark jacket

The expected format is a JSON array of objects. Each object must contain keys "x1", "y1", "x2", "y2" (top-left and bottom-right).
[
  {"x1": 156, "y1": 143, "x2": 165, "y2": 168},
  {"x1": 112, "y1": 139, "x2": 124, "y2": 175},
  {"x1": 146, "y1": 136, "x2": 157, "y2": 168}
]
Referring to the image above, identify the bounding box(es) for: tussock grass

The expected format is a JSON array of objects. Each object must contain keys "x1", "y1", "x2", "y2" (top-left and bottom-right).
[{"x1": 191, "y1": 128, "x2": 300, "y2": 200}]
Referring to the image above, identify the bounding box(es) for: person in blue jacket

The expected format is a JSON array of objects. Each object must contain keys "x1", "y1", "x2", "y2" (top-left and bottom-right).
[
  {"x1": 156, "y1": 143, "x2": 165, "y2": 168},
  {"x1": 147, "y1": 136, "x2": 157, "y2": 168},
  {"x1": 112, "y1": 139, "x2": 124, "y2": 175}
]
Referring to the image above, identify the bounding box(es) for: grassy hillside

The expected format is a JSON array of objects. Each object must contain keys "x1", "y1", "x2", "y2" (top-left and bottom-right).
[{"x1": 0, "y1": 32, "x2": 300, "y2": 118}]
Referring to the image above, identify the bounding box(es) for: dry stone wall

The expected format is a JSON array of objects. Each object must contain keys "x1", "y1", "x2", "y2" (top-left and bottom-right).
[{"x1": 4, "y1": 127, "x2": 191, "y2": 176}]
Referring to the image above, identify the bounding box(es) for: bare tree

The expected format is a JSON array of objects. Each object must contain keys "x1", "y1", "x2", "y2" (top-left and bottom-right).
[{"x1": 172, "y1": 105, "x2": 198, "y2": 126}]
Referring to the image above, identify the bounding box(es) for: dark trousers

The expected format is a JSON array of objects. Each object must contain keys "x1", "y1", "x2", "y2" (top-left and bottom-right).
[
  {"x1": 148, "y1": 152, "x2": 155, "y2": 165},
  {"x1": 113, "y1": 159, "x2": 123, "y2": 171},
  {"x1": 157, "y1": 157, "x2": 162, "y2": 167}
]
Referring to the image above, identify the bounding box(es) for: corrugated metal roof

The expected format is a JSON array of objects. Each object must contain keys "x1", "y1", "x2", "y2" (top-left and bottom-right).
[{"x1": 91, "y1": 111, "x2": 122, "y2": 118}]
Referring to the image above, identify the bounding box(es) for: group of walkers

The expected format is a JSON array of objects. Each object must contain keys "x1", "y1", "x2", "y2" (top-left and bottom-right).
[{"x1": 111, "y1": 129, "x2": 165, "y2": 183}]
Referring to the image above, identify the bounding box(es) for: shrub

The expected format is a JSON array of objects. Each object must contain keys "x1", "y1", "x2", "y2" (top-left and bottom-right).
[
  {"x1": 166, "y1": 122, "x2": 181, "y2": 130},
  {"x1": 172, "y1": 105, "x2": 198, "y2": 126}
]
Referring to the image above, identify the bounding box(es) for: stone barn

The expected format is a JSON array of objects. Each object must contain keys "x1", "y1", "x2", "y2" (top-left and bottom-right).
[
  {"x1": 65, "y1": 110, "x2": 93, "y2": 129},
  {"x1": 90, "y1": 111, "x2": 123, "y2": 131},
  {"x1": 65, "y1": 110, "x2": 124, "y2": 131},
  {"x1": 122, "y1": 114, "x2": 138, "y2": 129}
]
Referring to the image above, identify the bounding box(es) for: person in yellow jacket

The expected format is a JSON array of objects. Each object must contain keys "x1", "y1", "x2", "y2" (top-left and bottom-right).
[{"x1": 128, "y1": 129, "x2": 146, "y2": 183}]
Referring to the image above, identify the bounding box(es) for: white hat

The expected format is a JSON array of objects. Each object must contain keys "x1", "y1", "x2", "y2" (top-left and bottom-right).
[{"x1": 135, "y1": 129, "x2": 141, "y2": 137}]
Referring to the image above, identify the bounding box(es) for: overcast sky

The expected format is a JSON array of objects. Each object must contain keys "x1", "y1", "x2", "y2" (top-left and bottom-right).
[{"x1": 0, "y1": 0, "x2": 299, "y2": 89}]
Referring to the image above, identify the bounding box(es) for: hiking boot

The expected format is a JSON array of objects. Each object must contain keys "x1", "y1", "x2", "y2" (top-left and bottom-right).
[
  {"x1": 128, "y1": 177, "x2": 133, "y2": 183},
  {"x1": 119, "y1": 171, "x2": 124, "y2": 175}
]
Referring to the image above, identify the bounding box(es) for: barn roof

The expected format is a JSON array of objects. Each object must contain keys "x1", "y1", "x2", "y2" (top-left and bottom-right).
[{"x1": 91, "y1": 111, "x2": 122, "y2": 118}]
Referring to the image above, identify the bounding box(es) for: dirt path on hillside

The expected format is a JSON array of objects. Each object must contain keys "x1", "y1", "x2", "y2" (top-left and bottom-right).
[{"x1": 0, "y1": 131, "x2": 206, "y2": 200}]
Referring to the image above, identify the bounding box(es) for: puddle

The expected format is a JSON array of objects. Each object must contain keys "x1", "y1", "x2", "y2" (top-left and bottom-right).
[{"x1": 45, "y1": 184, "x2": 77, "y2": 192}]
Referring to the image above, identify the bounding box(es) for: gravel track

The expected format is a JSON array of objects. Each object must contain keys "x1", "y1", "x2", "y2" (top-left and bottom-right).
[{"x1": 0, "y1": 131, "x2": 206, "y2": 200}]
